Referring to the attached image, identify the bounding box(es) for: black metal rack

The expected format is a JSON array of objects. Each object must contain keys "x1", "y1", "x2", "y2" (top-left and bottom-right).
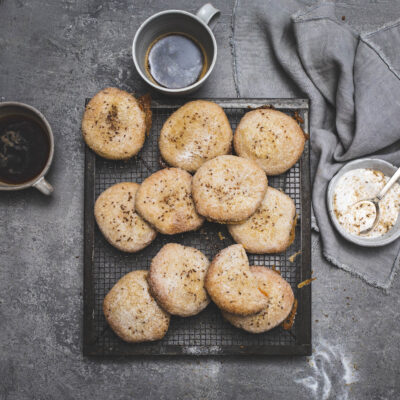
[{"x1": 83, "y1": 98, "x2": 311, "y2": 356}]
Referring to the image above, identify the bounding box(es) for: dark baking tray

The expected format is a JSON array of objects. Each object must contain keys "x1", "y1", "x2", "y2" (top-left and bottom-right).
[{"x1": 83, "y1": 98, "x2": 311, "y2": 356}]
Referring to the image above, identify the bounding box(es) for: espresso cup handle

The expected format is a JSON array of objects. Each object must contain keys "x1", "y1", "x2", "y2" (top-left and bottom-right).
[
  {"x1": 33, "y1": 176, "x2": 54, "y2": 195},
  {"x1": 196, "y1": 3, "x2": 220, "y2": 27}
]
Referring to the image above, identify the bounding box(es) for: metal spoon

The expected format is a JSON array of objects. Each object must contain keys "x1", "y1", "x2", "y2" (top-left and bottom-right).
[{"x1": 358, "y1": 166, "x2": 400, "y2": 235}]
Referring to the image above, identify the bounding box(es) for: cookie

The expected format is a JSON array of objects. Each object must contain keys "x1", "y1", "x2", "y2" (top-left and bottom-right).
[
  {"x1": 192, "y1": 155, "x2": 268, "y2": 223},
  {"x1": 135, "y1": 168, "x2": 204, "y2": 235},
  {"x1": 205, "y1": 244, "x2": 269, "y2": 315},
  {"x1": 228, "y1": 187, "x2": 296, "y2": 253},
  {"x1": 234, "y1": 108, "x2": 305, "y2": 175},
  {"x1": 222, "y1": 267, "x2": 294, "y2": 333},
  {"x1": 148, "y1": 243, "x2": 210, "y2": 317},
  {"x1": 159, "y1": 100, "x2": 232, "y2": 172},
  {"x1": 82, "y1": 87, "x2": 147, "y2": 159},
  {"x1": 103, "y1": 270, "x2": 170, "y2": 343},
  {"x1": 95, "y1": 182, "x2": 157, "y2": 252}
]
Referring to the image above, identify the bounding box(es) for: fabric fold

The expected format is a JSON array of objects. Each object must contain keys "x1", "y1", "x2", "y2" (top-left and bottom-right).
[{"x1": 237, "y1": 1, "x2": 400, "y2": 289}]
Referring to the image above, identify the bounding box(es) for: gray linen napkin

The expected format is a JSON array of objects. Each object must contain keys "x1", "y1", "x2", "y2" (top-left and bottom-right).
[{"x1": 234, "y1": 1, "x2": 400, "y2": 289}]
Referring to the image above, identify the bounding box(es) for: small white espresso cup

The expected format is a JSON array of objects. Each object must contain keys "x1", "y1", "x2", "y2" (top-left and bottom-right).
[
  {"x1": 0, "y1": 102, "x2": 54, "y2": 195},
  {"x1": 132, "y1": 3, "x2": 220, "y2": 95}
]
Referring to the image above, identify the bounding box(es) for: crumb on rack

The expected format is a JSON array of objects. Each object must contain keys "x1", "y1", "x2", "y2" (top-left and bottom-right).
[
  {"x1": 282, "y1": 298, "x2": 298, "y2": 330},
  {"x1": 288, "y1": 250, "x2": 301, "y2": 263},
  {"x1": 247, "y1": 104, "x2": 275, "y2": 110},
  {"x1": 272, "y1": 265, "x2": 281, "y2": 275},
  {"x1": 139, "y1": 93, "x2": 152, "y2": 136},
  {"x1": 288, "y1": 214, "x2": 299, "y2": 247},
  {"x1": 218, "y1": 232, "x2": 226, "y2": 240},
  {"x1": 256, "y1": 104, "x2": 275, "y2": 110},
  {"x1": 297, "y1": 277, "x2": 316, "y2": 288},
  {"x1": 159, "y1": 157, "x2": 168, "y2": 169},
  {"x1": 293, "y1": 111, "x2": 304, "y2": 124}
]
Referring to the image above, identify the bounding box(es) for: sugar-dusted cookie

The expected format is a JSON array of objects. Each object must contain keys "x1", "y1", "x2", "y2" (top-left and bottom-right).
[
  {"x1": 135, "y1": 168, "x2": 204, "y2": 235},
  {"x1": 228, "y1": 187, "x2": 296, "y2": 253},
  {"x1": 234, "y1": 108, "x2": 305, "y2": 175},
  {"x1": 95, "y1": 182, "x2": 157, "y2": 252},
  {"x1": 148, "y1": 243, "x2": 210, "y2": 317},
  {"x1": 205, "y1": 244, "x2": 268, "y2": 315},
  {"x1": 159, "y1": 100, "x2": 232, "y2": 172},
  {"x1": 222, "y1": 267, "x2": 294, "y2": 333},
  {"x1": 82, "y1": 87, "x2": 147, "y2": 159},
  {"x1": 192, "y1": 155, "x2": 268, "y2": 223},
  {"x1": 103, "y1": 270, "x2": 170, "y2": 343}
]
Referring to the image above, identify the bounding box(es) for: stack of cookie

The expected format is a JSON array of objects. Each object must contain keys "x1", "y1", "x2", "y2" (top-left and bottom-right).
[
  {"x1": 103, "y1": 243, "x2": 295, "y2": 342},
  {"x1": 206, "y1": 244, "x2": 294, "y2": 333},
  {"x1": 82, "y1": 88, "x2": 305, "y2": 343}
]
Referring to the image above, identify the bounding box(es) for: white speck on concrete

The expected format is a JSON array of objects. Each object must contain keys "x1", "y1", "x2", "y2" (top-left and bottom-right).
[{"x1": 295, "y1": 337, "x2": 359, "y2": 400}]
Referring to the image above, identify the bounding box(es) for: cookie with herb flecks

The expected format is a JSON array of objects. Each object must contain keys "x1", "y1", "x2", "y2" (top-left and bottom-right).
[
  {"x1": 95, "y1": 182, "x2": 157, "y2": 252},
  {"x1": 222, "y1": 267, "x2": 294, "y2": 333},
  {"x1": 103, "y1": 270, "x2": 170, "y2": 343},
  {"x1": 82, "y1": 87, "x2": 146, "y2": 159},
  {"x1": 148, "y1": 243, "x2": 210, "y2": 317},
  {"x1": 135, "y1": 168, "x2": 204, "y2": 235},
  {"x1": 234, "y1": 108, "x2": 305, "y2": 175},
  {"x1": 159, "y1": 100, "x2": 232, "y2": 172},
  {"x1": 205, "y1": 244, "x2": 268, "y2": 315},
  {"x1": 192, "y1": 155, "x2": 268, "y2": 223},
  {"x1": 228, "y1": 187, "x2": 296, "y2": 253}
]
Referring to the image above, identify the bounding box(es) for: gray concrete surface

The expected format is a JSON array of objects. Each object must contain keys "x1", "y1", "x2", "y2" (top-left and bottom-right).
[{"x1": 1, "y1": 0, "x2": 399, "y2": 399}]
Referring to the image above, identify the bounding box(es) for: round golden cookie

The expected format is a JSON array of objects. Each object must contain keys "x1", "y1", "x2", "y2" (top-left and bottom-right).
[
  {"x1": 192, "y1": 155, "x2": 268, "y2": 223},
  {"x1": 94, "y1": 182, "x2": 157, "y2": 252},
  {"x1": 228, "y1": 187, "x2": 296, "y2": 253},
  {"x1": 222, "y1": 267, "x2": 294, "y2": 333},
  {"x1": 159, "y1": 100, "x2": 233, "y2": 172},
  {"x1": 148, "y1": 243, "x2": 210, "y2": 317},
  {"x1": 82, "y1": 87, "x2": 146, "y2": 159},
  {"x1": 205, "y1": 244, "x2": 269, "y2": 316},
  {"x1": 135, "y1": 168, "x2": 204, "y2": 235},
  {"x1": 103, "y1": 270, "x2": 170, "y2": 343},
  {"x1": 234, "y1": 108, "x2": 305, "y2": 175}
]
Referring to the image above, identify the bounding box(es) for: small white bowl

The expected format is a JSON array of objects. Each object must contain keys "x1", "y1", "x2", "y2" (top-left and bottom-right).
[{"x1": 327, "y1": 158, "x2": 400, "y2": 247}]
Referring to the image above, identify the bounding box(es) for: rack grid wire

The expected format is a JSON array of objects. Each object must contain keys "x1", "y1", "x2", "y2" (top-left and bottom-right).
[{"x1": 83, "y1": 98, "x2": 311, "y2": 356}]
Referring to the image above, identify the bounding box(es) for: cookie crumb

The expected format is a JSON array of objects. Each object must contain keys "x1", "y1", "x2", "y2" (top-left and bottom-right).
[
  {"x1": 288, "y1": 250, "x2": 301, "y2": 263},
  {"x1": 218, "y1": 231, "x2": 226, "y2": 240}
]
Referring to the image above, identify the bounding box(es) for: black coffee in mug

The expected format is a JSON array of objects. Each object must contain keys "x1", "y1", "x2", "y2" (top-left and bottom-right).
[
  {"x1": 0, "y1": 114, "x2": 50, "y2": 184},
  {"x1": 145, "y1": 33, "x2": 208, "y2": 89}
]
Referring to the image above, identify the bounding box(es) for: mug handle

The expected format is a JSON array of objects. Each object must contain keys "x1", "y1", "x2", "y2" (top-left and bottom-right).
[
  {"x1": 196, "y1": 3, "x2": 220, "y2": 27},
  {"x1": 33, "y1": 176, "x2": 54, "y2": 195}
]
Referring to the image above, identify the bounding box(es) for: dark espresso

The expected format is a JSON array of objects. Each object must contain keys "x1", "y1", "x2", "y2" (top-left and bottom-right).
[
  {"x1": 146, "y1": 33, "x2": 207, "y2": 89},
  {"x1": 0, "y1": 115, "x2": 50, "y2": 184}
]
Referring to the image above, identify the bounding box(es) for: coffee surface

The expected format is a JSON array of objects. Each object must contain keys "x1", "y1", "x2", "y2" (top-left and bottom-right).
[
  {"x1": 146, "y1": 34, "x2": 205, "y2": 89},
  {"x1": 0, "y1": 115, "x2": 50, "y2": 184}
]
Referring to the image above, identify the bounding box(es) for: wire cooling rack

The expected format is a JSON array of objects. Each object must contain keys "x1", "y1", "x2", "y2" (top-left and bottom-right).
[{"x1": 83, "y1": 98, "x2": 311, "y2": 356}]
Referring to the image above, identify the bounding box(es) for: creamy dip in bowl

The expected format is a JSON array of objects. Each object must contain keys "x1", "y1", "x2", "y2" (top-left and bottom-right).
[{"x1": 327, "y1": 159, "x2": 400, "y2": 247}]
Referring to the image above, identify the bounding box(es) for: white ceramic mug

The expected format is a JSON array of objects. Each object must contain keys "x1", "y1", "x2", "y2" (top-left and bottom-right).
[
  {"x1": 132, "y1": 3, "x2": 220, "y2": 95},
  {"x1": 0, "y1": 102, "x2": 54, "y2": 195}
]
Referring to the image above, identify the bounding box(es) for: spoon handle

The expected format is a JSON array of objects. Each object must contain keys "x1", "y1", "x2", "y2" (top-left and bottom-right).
[{"x1": 377, "y1": 165, "x2": 400, "y2": 200}]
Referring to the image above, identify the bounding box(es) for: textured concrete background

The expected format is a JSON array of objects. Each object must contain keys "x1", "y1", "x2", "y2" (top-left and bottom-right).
[{"x1": 1, "y1": 1, "x2": 400, "y2": 399}]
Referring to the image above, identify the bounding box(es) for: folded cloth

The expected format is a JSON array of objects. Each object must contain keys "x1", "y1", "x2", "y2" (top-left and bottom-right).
[{"x1": 234, "y1": 1, "x2": 400, "y2": 289}]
